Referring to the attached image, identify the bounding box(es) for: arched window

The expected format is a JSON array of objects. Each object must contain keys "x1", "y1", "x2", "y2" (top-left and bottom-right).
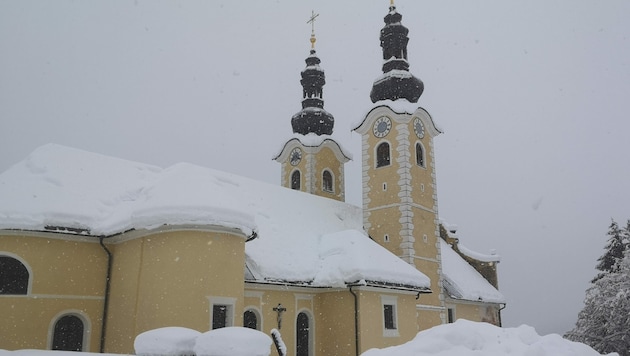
[
  {"x1": 296, "y1": 312, "x2": 311, "y2": 356},
  {"x1": 52, "y1": 315, "x2": 85, "y2": 351},
  {"x1": 376, "y1": 142, "x2": 390, "y2": 168},
  {"x1": 322, "y1": 170, "x2": 333, "y2": 193},
  {"x1": 0, "y1": 256, "x2": 29, "y2": 295},
  {"x1": 291, "y1": 170, "x2": 301, "y2": 190},
  {"x1": 244, "y1": 309, "x2": 259, "y2": 330},
  {"x1": 416, "y1": 142, "x2": 425, "y2": 167}
]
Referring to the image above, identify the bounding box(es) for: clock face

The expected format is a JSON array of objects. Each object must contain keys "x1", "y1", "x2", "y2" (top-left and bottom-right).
[
  {"x1": 413, "y1": 117, "x2": 425, "y2": 139},
  {"x1": 373, "y1": 116, "x2": 392, "y2": 138},
  {"x1": 289, "y1": 147, "x2": 302, "y2": 166}
]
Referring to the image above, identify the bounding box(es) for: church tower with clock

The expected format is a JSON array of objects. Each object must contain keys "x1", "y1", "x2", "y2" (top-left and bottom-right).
[
  {"x1": 353, "y1": 1, "x2": 446, "y2": 328},
  {"x1": 274, "y1": 14, "x2": 351, "y2": 202}
]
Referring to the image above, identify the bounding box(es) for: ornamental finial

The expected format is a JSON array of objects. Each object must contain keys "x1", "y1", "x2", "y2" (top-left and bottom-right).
[{"x1": 307, "y1": 10, "x2": 319, "y2": 49}]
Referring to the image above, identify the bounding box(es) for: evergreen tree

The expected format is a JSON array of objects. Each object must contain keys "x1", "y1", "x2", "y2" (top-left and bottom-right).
[
  {"x1": 566, "y1": 220, "x2": 630, "y2": 355},
  {"x1": 592, "y1": 219, "x2": 626, "y2": 282},
  {"x1": 566, "y1": 249, "x2": 630, "y2": 355}
]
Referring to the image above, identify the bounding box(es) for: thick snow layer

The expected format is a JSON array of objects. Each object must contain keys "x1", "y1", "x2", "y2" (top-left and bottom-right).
[
  {"x1": 457, "y1": 242, "x2": 501, "y2": 263},
  {"x1": 313, "y1": 230, "x2": 431, "y2": 288},
  {"x1": 0, "y1": 144, "x2": 256, "y2": 236},
  {"x1": 0, "y1": 144, "x2": 430, "y2": 290},
  {"x1": 361, "y1": 319, "x2": 618, "y2": 356},
  {"x1": 372, "y1": 99, "x2": 420, "y2": 115},
  {"x1": 0, "y1": 352, "x2": 120, "y2": 356},
  {"x1": 440, "y1": 240, "x2": 506, "y2": 303},
  {"x1": 373, "y1": 69, "x2": 413, "y2": 83},
  {"x1": 194, "y1": 327, "x2": 271, "y2": 356},
  {"x1": 134, "y1": 327, "x2": 201, "y2": 356}
]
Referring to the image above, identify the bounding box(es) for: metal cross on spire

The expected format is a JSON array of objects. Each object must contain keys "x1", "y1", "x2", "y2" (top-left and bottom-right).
[{"x1": 307, "y1": 10, "x2": 319, "y2": 49}]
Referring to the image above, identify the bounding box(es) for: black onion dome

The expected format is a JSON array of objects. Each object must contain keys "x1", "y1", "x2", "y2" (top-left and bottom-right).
[
  {"x1": 370, "y1": 5, "x2": 424, "y2": 103},
  {"x1": 292, "y1": 49, "x2": 334, "y2": 135}
]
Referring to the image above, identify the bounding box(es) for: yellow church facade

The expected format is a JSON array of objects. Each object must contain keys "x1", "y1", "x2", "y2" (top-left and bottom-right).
[{"x1": 0, "y1": 3, "x2": 505, "y2": 356}]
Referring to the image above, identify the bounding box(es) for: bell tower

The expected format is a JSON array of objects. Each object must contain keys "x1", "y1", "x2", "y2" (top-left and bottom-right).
[
  {"x1": 353, "y1": 1, "x2": 446, "y2": 327},
  {"x1": 274, "y1": 12, "x2": 351, "y2": 201}
]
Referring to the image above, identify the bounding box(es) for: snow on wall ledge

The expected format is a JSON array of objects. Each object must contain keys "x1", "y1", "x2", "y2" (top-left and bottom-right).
[{"x1": 440, "y1": 239, "x2": 506, "y2": 303}]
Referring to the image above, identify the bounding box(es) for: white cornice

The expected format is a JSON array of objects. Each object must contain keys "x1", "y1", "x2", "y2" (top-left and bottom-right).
[
  {"x1": 353, "y1": 105, "x2": 443, "y2": 138},
  {"x1": 273, "y1": 136, "x2": 352, "y2": 163}
]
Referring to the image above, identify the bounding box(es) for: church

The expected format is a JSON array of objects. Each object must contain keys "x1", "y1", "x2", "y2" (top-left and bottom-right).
[{"x1": 0, "y1": 3, "x2": 505, "y2": 356}]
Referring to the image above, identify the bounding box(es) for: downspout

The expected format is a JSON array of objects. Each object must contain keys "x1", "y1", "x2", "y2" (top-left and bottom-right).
[
  {"x1": 349, "y1": 286, "x2": 360, "y2": 356},
  {"x1": 98, "y1": 237, "x2": 113, "y2": 353},
  {"x1": 498, "y1": 303, "x2": 506, "y2": 327}
]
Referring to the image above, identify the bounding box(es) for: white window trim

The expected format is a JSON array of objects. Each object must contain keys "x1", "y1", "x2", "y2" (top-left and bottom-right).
[
  {"x1": 381, "y1": 295, "x2": 399, "y2": 337},
  {"x1": 374, "y1": 140, "x2": 392, "y2": 168},
  {"x1": 290, "y1": 169, "x2": 302, "y2": 190},
  {"x1": 47, "y1": 309, "x2": 91, "y2": 352},
  {"x1": 295, "y1": 309, "x2": 315, "y2": 356},
  {"x1": 446, "y1": 305, "x2": 456, "y2": 323},
  {"x1": 208, "y1": 296, "x2": 236, "y2": 329},
  {"x1": 243, "y1": 306, "x2": 263, "y2": 330},
  {"x1": 0, "y1": 252, "x2": 33, "y2": 295},
  {"x1": 415, "y1": 141, "x2": 427, "y2": 169},
  {"x1": 322, "y1": 169, "x2": 335, "y2": 193}
]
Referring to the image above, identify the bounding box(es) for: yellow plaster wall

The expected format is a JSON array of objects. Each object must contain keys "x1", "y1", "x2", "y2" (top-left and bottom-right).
[
  {"x1": 414, "y1": 260, "x2": 442, "y2": 307},
  {"x1": 315, "y1": 290, "x2": 356, "y2": 356},
  {"x1": 366, "y1": 207, "x2": 405, "y2": 257},
  {"x1": 0, "y1": 233, "x2": 107, "y2": 351},
  {"x1": 416, "y1": 308, "x2": 443, "y2": 331},
  {"x1": 105, "y1": 230, "x2": 246, "y2": 353},
  {"x1": 0, "y1": 296, "x2": 103, "y2": 351},
  {"x1": 103, "y1": 238, "x2": 142, "y2": 352},
  {"x1": 446, "y1": 301, "x2": 501, "y2": 326},
  {"x1": 0, "y1": 234, "x2": 107, "y2": 295},
  {"x1": 313, "y1": 146, "x2": 345, "y2": 201},
  {"x1": 356, "y1": 290, "x2": 419, "y2": 353},
  {"x1": 366, "y1": 158, "x2": 401, "y2": 210},
  {"x1": 410, "y1": 153, "x2": 436, "y2": 210},
  {"x1": 246, "y1": 288, "x2": 299, "y2": 356}
]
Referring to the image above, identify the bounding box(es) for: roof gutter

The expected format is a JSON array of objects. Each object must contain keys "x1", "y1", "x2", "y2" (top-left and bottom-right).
[
  {"x1": 245, "y1": 230, "x2": 258, "y2": 242},
  {"x1": 98, "y1": 236, "x2": 112, "y2": 353}
]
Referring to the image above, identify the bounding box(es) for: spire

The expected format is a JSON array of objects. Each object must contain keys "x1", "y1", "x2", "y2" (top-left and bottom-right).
[
  {"x1": 370, "y1": 1, "x2": 424, "y2": 103},
  {"x1": 291, "y1": 11, "x2": 334, "y2": 136}
]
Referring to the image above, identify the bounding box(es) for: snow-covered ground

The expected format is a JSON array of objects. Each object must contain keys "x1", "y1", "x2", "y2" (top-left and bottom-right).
[
  {"x1": 363, "y1": 320, "x2": 618, "y2": 356},
  {"x1": 0, "y1": 321, "x2": 616, "y2": 356}
]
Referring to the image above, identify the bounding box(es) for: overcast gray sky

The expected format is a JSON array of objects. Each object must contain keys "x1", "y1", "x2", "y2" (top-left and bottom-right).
[{"x1": 1, "y1": 0, "x2": 629, "y2": 336}]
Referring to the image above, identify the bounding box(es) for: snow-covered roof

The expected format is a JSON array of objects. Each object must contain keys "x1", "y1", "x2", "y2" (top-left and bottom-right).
[
  {"x1": 440, "y1": 239, "x2": 506, "y2": 303},
  {"x1": 0, "y1": 144, "x2": 429, "y2": 291},
  {"x1": 0, "y1": 144, "x2": 256, "y2": 236}
]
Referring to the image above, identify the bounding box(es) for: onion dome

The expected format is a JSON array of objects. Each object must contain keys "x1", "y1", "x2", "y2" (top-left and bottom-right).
[
  {"x1": 291, "y1": 21, "x2": 334, "y2": 136},
  {"x1": 370, "y1": 3, "x2": 424, "y2": 103}
]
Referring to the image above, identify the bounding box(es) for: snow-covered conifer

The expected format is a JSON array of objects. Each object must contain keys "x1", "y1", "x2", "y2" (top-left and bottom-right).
[
  {"x1": 566, "y1": 224, "x2": 630, "y2": 356},
  {"x1": 592, "y1": 219, "x2": 626, "y2": 282}
]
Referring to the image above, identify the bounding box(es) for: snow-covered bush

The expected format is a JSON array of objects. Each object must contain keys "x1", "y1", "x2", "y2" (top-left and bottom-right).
[
  {"x1": 134, "y1": 327, "x2": 201, "y2": 356},
  {"x1": 194, "y1": 327, "x2": 271, "y2": 356}
]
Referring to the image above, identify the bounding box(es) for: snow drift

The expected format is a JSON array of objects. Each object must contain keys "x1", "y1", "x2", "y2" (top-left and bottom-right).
[{"x1": 361, "y1": 319, "x2": 618, "y2": 356}]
